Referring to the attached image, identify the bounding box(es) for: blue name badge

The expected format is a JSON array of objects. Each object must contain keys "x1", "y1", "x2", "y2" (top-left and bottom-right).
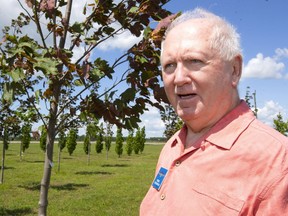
[{"x1": 152, "y1": 167, "x2": 168, "y2": 191}]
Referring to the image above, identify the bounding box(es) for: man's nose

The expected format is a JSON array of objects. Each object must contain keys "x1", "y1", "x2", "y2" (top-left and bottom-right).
[{"x1": 174, "y1": 63, "x2": 190, "y2": 86}]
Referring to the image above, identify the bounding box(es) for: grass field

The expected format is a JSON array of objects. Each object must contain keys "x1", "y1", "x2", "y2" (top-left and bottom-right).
[{"x1": 0, "y1": 141, "x2": 164, "y2": 216}]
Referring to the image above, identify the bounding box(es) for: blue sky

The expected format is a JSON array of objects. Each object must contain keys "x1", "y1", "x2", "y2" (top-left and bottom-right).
[{"x1": 1, "y1": 0, "x2": 287, "y2": 137}]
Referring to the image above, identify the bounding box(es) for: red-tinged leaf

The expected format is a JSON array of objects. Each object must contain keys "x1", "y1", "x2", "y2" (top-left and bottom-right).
[
  {"x1": 152, "y1": 12, "x2": 181, "y2": 40},
  {"x1": 43, "y1": 88, "x2": 53, "y2": 98},
  {"x1": 25, "y1": 0, "x2": 33, "y2": 8},
  {"x1": 154, "y1": 86, "x2": 169, "y2": 104},
  {"x1": 47, "y1": 0, "x2": 55, "y2": 10}
]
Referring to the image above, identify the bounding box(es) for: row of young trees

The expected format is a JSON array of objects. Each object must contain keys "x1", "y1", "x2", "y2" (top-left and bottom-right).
[{"x1": 10, "y1": 122, "x2": 146, "y2": 168}]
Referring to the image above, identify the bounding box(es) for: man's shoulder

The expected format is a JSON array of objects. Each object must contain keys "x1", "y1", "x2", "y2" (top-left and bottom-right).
[{"x1": 248, "y1": 118, "x2": 288, "y2": 146}]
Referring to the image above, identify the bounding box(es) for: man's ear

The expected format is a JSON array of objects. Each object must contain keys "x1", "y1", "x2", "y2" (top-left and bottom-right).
[{"x1": 231, "y1": 55, "x2": 242, "y2": 87}]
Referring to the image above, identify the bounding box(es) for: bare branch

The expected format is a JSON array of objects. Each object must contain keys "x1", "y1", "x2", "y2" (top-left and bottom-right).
[{"x1": 59, "y1": 0, "x2": 73, "y2": 49}]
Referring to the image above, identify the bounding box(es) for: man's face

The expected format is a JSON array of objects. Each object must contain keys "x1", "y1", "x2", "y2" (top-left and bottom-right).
[{"x1": 161, "y1": 19, "x2": 240, "y2": 132}]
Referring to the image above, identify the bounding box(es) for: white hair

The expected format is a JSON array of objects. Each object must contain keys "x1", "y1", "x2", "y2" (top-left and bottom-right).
[{"x1": 163, "y1": 8, "x2": 242, "y2": 61}]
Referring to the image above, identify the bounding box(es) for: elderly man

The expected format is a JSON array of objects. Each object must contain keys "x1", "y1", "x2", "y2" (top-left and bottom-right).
[{"x1": 140, "y1": 8, "x2": 288, "y2": 215}]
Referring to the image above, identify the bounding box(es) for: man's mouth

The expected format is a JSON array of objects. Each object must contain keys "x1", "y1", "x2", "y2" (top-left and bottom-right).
[{"x1": 178, "y1": 93, "x2": 197, "y2": 99}]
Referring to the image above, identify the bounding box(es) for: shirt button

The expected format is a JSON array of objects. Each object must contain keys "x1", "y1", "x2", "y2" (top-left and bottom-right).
[
  {"x1": 175, "y1": 161, "x2": 181, "y2": 167},
  {"x1": 160, "y1": 194, "x2": 166, "y2": 200},
  {"x1": 200, "y1": 141, "x2": 206, "y2": 151}
]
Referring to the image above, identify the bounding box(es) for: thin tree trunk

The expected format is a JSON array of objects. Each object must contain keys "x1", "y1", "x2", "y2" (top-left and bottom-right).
[
  {"x1": 57, "y1": 143, "x2": 61, "y2": 172},
  {"x1": 1, "y1": 141, "x2": 5, "y2": 184},
  {"x1": 87, "y1": 142, "x2": 90, "y2": 166},
  {"x1": 20, "y1": 141, "x2": 23, "y2": 161},
  {"x1": 38, "y1": 111, "x2": 57, "y2": 215}
]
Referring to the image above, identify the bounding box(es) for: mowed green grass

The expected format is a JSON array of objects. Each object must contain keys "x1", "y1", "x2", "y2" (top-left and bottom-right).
[{"x1": 0, "y1": 141, "x2": 164, "y2": 216}]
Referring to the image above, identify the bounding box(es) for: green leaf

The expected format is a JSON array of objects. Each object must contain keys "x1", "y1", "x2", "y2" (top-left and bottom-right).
[
  {"x1": 35, "y1": 90, "x2": 41, "y2": 103},
  {"x1": 143, "y1": 26, "x2": 152, "y2": 38},
  {"x1": 34, "y1": 56, "x2": 58, "y2": 75},
  {"x1": 3, "y1": 83, "x2": 14, "y2": 103},
  {"x1": 89, "y1": 68, "x2": 104, "y2": 81},
  {"x1": 74, "y1": 79, "x2": 84, "y2": 86},
  {"x1": 121, "y1": 88, "x2": 136, "y2": 102},
  {"x1": 71, "y1": 22, "x2": 82, "y2": 33},
  {"x1": 6, "y1": 35, "x2": 18, "y2": 44},
  {"x1": 128, "y1": 6, "x2": 138, "y2": 14},
  {"x1": 9, "y1": 68, "x2": 25, "y2": 82}
]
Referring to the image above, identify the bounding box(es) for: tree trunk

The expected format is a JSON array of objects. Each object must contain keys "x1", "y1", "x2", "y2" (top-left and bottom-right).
[
  {"x1": 38, "y1": 115, "x2": 57, "y2": 215},
  {"x1": 20, "y1": 141, "x2": 23, "y2": 161},
  {"x1": 0, "y1": 141, "x2": 5, "y2": 184},
  {"x1": 87, "y1": 142, "x2": 90, "y2": 166},
  {"x1": 57, "y1": 143, "x2": 61, "y2": 172}
]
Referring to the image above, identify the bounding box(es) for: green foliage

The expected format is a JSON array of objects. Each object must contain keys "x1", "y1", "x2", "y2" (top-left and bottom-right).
[
  {"x1": 21, "y1": 124, "x2": 31, "y2": 153},
  {"x1": 95, "y1": 133, "x2": 104, "y2": 154},
  {"x1": 134, "y1": 129, "x2": 141, "y2": 154},
  {"x1": 160, "y1": 104, "x2": 183, "y2": 140},
  {"x1": 245, "y1": 86, "x2": 258, "y2": 118},
  {"x1": 139, "y1": 127, "x2": 146, "y2": 154},
  {"x1": 39, "y1": 129, "x2": 47, "y2": 152},
  {"x1": 66, "y1": 129, "x2": 78, "y2": 156},
  {"x1": 125, "y1": 130, "x2": 134, "y2": 156},
  {"x1": 58, "y1": 131, "x2": 66, "y2": 152},
  {"x1": 273, "y1": 113, "x2": 288, "y2": 136},
  {"x1": 3, "y1": 127, "x2": 9, "y2": 151},
  {"x1": 133, "y1": 127, "x2": 146, "y2": 154},
  {"x1": 115, "y1": 128, "x2": 124, "y2": 158},
  {"x1": 83, "y1": 132, "x2": 91, "y2": 155},
  {"x1": 0, "y1": 92, "x2": 21, "y2": 142},
  {"x1": 104, "y1": 124, "x2": 113, "y2": 152}
]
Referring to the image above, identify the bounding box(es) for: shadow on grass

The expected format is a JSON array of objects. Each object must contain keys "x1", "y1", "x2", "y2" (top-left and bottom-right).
[
  {"x1": 0, "y1": 166, "x2": 15, "y2": 170},
  {"x1": 62, "y1": 157, "x2": 73, "y2": 160},
  {"x1": 0, "y1": 207, "x2": 34, "y2": 216},
  {"x1": 51, "y1": 183, "x2": 89, "y2": 191},
  {"x1": 18, "y1": 182, "x2": 89, "y2": 191},
  {"x1": 25, "y1": 160, "x2": 44, "y2": 163},
  {"x1": 18, "y1": 181, "x2": 40, "y2": 191},
  {"x1": 101, "y1": 164, "x2": 130, "y2": 168},
  {"x1": 75, "y1": 171, "x2": 113, "y2": 175}
]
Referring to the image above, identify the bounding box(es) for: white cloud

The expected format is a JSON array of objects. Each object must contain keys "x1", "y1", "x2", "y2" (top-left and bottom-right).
[
  {"x1": 275, "y1": 48, "x2": 288, "y2": 59},
  {"x1": 257, "y1": 100, "x2": 287, "y2": 127},
  {"x1": 97, "y1": 29, "x2": 143, "y2": 51},
  {"x1": 243, "y1": 53, "x2": 285, "y2": 79},
  {"x1": 0, "y1": 1, "x2": 22, "y2": 28},
  {"x1": 139, "y1": 105, "x2": 165, "y2": 138}
]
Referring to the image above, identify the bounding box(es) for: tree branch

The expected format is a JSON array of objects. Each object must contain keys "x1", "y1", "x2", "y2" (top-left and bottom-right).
[
  {"x1": 20, "y1": 79, "x2": 47, "y2": 129},
  {"x1": 59, "y1": 0, "x2": 73, "y2": 49}
]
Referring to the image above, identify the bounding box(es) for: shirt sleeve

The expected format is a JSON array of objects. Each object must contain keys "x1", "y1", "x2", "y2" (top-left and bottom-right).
[{"x1": 255, "y1": 169, "x2": 288, "y2": 215}]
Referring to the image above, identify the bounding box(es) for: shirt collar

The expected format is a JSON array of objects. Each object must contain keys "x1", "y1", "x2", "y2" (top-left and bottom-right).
[{"x1": 170, "y1": 101, "x2": 256, "y2": 150}]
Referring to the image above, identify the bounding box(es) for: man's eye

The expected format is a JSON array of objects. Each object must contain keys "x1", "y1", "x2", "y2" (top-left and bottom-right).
[
  {"x1": 163, "y1": 63, "x2": 176, "y2": 73},
  {"x1": 189, "y1": 59, "x2": 203, "y2": 64}
]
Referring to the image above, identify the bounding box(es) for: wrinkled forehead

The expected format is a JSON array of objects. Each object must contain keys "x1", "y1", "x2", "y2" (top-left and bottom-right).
[
  {"x1": 164, "y1": 18, "x2": 215, "y2": 40},
  {"x1": 161, "y1": 19, "x2": 215, "y2": 55}
]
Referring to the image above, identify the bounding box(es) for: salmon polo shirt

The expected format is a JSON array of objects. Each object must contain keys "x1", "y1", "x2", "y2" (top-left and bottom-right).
[{"x1": 140, "y1": 101, "x2": 288, "y2": 216}]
